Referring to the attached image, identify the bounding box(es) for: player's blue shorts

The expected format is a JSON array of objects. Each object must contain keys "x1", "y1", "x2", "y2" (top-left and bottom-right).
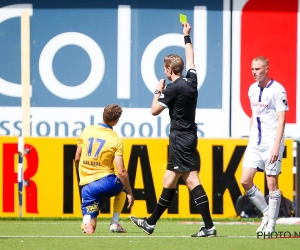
[{"x1": 81, "y1": 174, "x2": 124, "y2": 218}]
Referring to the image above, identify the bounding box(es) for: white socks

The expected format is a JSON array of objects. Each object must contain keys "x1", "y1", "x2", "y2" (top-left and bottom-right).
[
  {"x1": 83, "y1": 214, "x2": 91, "y2": 223},
  {"x1": 111, "y1": 212, "x2": 120, "y2": 224},
  {"x1": 246, "y1": 185, "x2": 269, "y2": 216},
  {"x1": 268, "y1": 189, "x2": 281, "y2": 223}
]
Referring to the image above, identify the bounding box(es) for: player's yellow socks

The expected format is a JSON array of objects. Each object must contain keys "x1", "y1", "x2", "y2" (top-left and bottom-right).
[{"x1": 113, "y1": 191, "x2": 126, "y2": 215}]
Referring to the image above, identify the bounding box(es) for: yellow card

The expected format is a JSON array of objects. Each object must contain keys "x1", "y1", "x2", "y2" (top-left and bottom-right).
[{"x1": 180, "y1": 13, "x2": 187, "y2": 23}]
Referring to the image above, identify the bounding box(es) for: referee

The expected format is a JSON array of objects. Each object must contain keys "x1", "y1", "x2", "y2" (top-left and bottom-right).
[{"x1": 130, "y1": 22, "x2": 216, "y2": 237}]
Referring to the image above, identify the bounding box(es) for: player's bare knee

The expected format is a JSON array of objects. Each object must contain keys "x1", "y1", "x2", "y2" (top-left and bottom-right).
[
  {"x1": 266, "y1": 183, "x2": 278, "y2": 192},
  {"x1": 240, "y1": 178, "x2": 252, "y2": 190},
  {"x1": 162, "y1": 178, "x2": 176, "y2": 189},
  {"x1": 266, "y1": 175, "x2": 278, "y2": 191}
]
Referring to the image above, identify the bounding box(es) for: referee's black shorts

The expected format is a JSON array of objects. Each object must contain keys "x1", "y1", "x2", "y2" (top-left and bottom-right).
[{"x1": 167, "y1": 129, "x2": 198, "y2": 173}]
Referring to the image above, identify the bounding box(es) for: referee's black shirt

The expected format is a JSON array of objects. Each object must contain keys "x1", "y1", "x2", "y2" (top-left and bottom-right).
[{"x1": 158, "y1": 68, "x2": 198, "y2": 131}]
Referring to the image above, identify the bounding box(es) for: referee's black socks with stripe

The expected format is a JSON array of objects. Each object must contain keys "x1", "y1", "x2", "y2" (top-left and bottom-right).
[
  {"x1": 191, "y1": 185, "x2": 214, "y2": 229},
  {"x1": 146, "y1": 188, "x2": 175, "y2": 226}
]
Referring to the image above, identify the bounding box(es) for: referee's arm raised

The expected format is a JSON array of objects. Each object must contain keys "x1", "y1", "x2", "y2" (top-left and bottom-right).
[{"x1": 183, "y1": 22, "x2": 195, "y2": 69}]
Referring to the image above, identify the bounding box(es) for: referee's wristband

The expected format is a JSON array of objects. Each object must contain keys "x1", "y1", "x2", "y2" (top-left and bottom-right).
[{"x1": 184, "y1": 35, "x2": 192, "y2": 44}]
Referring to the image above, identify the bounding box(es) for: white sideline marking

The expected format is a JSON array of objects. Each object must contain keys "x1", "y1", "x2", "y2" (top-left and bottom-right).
[{"x1": 0, "y1": 235, "x2": 256, "y2": 238}]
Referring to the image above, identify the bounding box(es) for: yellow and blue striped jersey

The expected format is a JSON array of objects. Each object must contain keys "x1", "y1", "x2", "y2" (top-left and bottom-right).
[{"x1": 77, "y1": 123, "x2": 123, "y2": 185}]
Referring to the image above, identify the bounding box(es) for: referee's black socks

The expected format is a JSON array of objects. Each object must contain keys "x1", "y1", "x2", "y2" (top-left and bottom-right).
[
  {"x1": 147, "y1": 188, "x2": 175, "y2": 225},
  {"x1": 191, "y1": 185, "x2": 214, "y2": 229}
]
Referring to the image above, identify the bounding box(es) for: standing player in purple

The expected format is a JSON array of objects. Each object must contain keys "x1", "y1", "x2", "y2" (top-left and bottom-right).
[
  {"x1": 130, "y1": 22, "x2": 216, "y2": 237},
  {"x1": 240, "y1": 56, "x2": 289, "y2": 234}
]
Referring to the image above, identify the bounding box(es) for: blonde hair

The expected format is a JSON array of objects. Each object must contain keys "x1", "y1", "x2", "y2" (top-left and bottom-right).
[
  {"x1": 253, "y1": 56, "x2": 269, "y2": 67},
  {"x1": 164, "y1": 54, "x2": 184, "y2": 74}
]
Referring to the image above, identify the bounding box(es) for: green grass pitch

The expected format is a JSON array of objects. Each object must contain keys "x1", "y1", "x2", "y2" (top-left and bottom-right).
[{"x1": 0, "y1": 218, "x2": 300, "y2": 250}]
